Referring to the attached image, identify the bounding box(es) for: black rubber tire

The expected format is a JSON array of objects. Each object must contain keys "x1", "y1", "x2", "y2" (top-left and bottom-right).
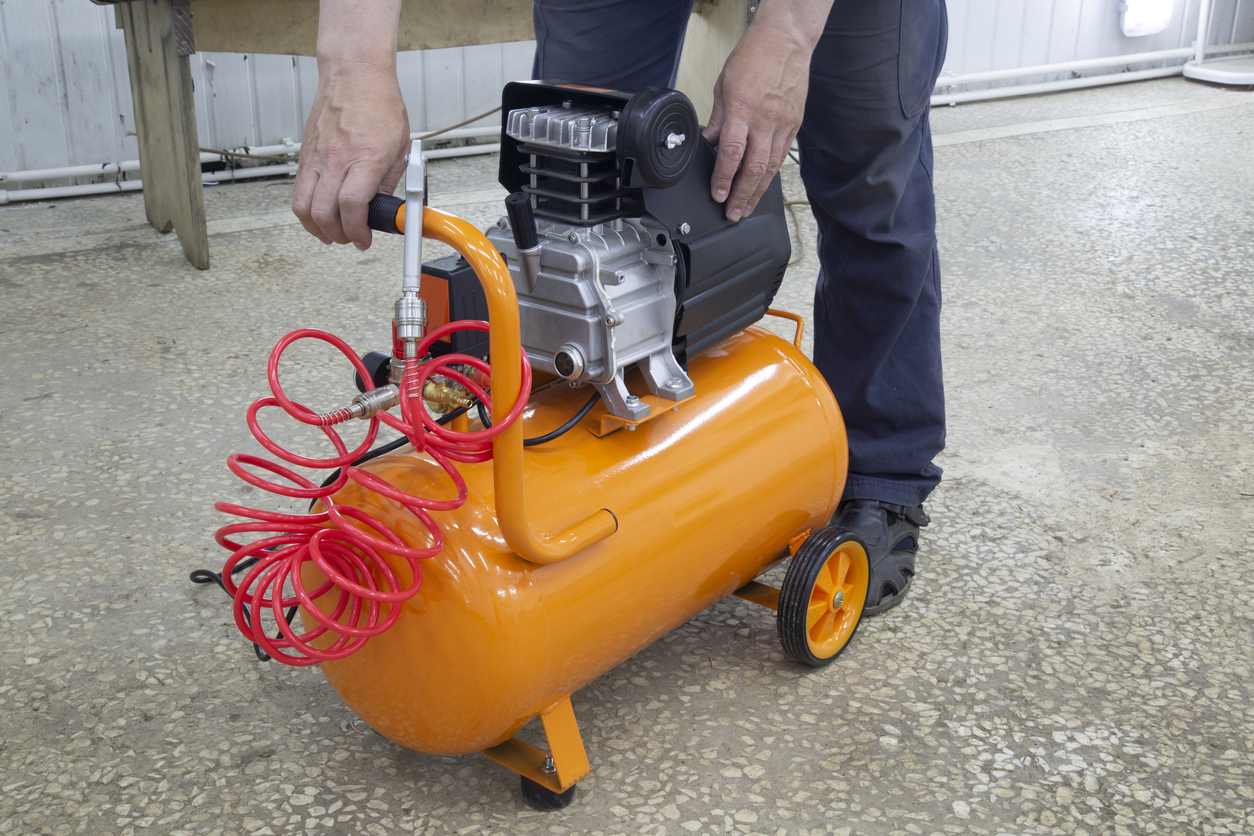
[
  {"x1": 777, "y1": 527, "x2": 870, "y2": 667},
  {"x1": 520, "y1": 776, "x2": 577, "y2": 811}
]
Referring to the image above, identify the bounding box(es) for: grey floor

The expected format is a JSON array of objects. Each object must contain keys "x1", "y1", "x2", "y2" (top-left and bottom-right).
[{"x1": 1, "y1": 77, "x2": 1251, "y2": 836}]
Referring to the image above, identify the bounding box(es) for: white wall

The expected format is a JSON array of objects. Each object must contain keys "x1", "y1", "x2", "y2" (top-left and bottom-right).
[
  {"x1": 945, "y1": 0, "x2": 1251, "y2": 87},
  {"x1": 1, "y1": 0, "x2": 1251, "y2": 178}
]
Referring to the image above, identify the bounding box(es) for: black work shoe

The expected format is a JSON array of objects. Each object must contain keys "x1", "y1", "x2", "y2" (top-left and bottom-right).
[{"x1": 831, "y1": 499, "x2": 930, "y2": 616}]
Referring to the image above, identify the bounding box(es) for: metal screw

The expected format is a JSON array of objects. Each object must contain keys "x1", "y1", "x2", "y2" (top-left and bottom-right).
[
  {"x1": 666, "y1": 378, "x2": 683, "y2": 389},
  {"x1": 541, "y1": 755, "x2": 556, "y2": 774},
  {"x1": 678, "y1": 222, "x2": 691, "y2": 235},
  {"x1": 567, "y1": 232, "x2": 579, "y2": 244},
  {"x1": 626, "y1": 424, "x2": 637, "y2": 431},
  {"x1": 497, "y1": 217, "x2": 509, "y2": 230},
  {"x1": 832, "y1": 590, "x2": 845, "y2": 610},
  {"x1": 626, "y1": 395, "x2": 639, "y2": 404}
]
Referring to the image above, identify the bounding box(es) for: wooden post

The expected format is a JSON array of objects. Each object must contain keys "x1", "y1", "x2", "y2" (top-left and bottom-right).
[{"x1": 118, "y1": 0, "x2": 210, "y2": 269}]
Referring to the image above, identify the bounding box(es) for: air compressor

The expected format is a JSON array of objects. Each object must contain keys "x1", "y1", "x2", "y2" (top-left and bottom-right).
[{"x1": 205, "y1": 82, "x2": 871, "y2": 811}]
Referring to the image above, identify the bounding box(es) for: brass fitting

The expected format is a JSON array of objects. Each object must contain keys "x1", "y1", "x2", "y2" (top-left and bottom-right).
[{"x1": 423, "y1": 378, "x2": 474, "y2": 412}]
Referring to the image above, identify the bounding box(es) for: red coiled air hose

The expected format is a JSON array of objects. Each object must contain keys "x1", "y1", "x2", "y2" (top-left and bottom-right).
[{"x1": 214, "y1": 321, "x2": 530, "y2": 666}]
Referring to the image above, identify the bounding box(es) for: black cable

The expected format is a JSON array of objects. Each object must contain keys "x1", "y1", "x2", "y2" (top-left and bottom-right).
[
  {"x1": 524, "y1": 390, "x2": 601, "y2": 446},
  {"x1": 475, "y1": 390, "x2": 601, "y2": 447}
]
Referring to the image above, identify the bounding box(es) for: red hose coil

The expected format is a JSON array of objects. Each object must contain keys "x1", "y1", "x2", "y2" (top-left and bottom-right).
[{"x1": 214, "y1": 322, "x2": 531, "y2": 666}]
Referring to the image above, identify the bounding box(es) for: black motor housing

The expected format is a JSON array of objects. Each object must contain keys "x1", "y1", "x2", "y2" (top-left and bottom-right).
[{"x1": 496, "y1": 81, "x2": 791, "y2": 367}]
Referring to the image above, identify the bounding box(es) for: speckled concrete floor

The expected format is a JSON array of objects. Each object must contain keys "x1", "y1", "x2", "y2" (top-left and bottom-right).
[{"x1": 1, "y1": 77, "x2": 1252, "y2": 836}]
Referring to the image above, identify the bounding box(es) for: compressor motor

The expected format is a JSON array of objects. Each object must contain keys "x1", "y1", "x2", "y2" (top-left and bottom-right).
[{"x1": 483, "y1": 82, "x2": 792, "y2": 421}]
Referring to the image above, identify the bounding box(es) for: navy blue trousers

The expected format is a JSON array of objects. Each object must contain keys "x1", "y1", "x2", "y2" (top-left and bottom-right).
[{"x1": 533, "y1": 0, "x2": 948, "y2": 507}]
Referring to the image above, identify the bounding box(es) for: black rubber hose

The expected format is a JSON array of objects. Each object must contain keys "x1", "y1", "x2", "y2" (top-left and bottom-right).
[
  {"x1": 524, "y1": 390, "x2": 601, "y2": 446},
  {"x1": 476, "y1": 390, "x2": 601, "y2": 447}
]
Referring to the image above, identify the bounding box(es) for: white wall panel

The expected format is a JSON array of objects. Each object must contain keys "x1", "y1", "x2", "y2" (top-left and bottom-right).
[
  {"x1": 1, "y1": 0, "x2": 1252, "y2": 178},
  {"x1": 0, "y1": 0, "x2": 71, "y2": 172}
]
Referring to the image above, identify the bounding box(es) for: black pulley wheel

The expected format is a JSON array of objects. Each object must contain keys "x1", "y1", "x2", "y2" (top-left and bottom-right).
[
  {"x1": 520, "y1": 776, "x2": 577, "y2": 811},
  {"x1": 777, "y1": 527, "x2": 870, "y2": 667},
  {"x1": 617, "y1": 87, "x2": 699, "y2": 189}
]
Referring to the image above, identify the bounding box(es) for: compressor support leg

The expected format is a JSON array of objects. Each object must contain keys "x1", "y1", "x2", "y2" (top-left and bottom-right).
[{"x1": 482, "y1": 695, "x2": 590, "y2": 798}]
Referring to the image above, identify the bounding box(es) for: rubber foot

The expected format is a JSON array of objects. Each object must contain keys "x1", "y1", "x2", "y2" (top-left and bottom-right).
[{"x1": 520, "y1": 776, "x2": 577, "y2": 811}]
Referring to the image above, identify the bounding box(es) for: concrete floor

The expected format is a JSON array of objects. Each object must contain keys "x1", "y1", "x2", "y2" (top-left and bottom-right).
[{"x1": 1, "y1": 77, "x2": 1252, "y2": 836}]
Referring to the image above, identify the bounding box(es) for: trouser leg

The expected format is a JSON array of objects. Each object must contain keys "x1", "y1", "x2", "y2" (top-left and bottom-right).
[
  {"x1": 802, "y1": 0, "x2": 949, "y2": 508},
  {"x1": 531, "y1": 0, "x2": 695, "y2": 89}
]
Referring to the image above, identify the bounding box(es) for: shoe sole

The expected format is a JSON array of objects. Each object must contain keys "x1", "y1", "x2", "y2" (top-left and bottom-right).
[{"x1": 862, "y1": 575, "x2": 912, "y2": 617}]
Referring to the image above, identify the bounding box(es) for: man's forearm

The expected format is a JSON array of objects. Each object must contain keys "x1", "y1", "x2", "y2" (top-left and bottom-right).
[
  {"x1": 316, "y1": 0, "x2": 402, "y2": 70},
  {"x1": 749, "y1": 0, "x2": 836, "y2": 54}
]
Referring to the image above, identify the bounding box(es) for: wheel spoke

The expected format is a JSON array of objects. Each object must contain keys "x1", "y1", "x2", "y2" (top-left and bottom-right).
[
  {"x1": 832, "y1": 551, "x2": 850, "y2": 588},
  {"x1": 813, "y1": 563, "x2": 836, "y2": 597},
  {"x1": 809, "y1": 610, "x2": 836, "y2": 643},
  {"x1": 807, "y1": 597, "x2": 829, "y2": 627}
]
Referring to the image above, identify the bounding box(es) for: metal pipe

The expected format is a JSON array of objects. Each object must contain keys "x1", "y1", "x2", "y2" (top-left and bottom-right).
[
  {"x1": 0, "y1": 140, "x2": 501, "y2": 205},
  {"x1": 1196, "y1": 0, "x2": 1214, "y2": 64},
  {"x1": 934, "y1": 41, "x2": 1253, "y2": 89},
  {"x1": 931, "y1": 65, "x2": 1185, "y2": 107},
  {"x1": 0, "y1": 126, "x2": 498, "y2": 185},
  {"x1": 0, "y1": 163, "x2": 299, "y2": 205}
]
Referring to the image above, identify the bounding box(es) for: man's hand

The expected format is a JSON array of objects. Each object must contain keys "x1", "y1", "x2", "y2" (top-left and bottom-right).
[
  {"x1": 701, "y1": 0, "x2": 833, "y2": 221},
  {"x1": 292, "y1": 0, "x2": 408, "y2": 250}
]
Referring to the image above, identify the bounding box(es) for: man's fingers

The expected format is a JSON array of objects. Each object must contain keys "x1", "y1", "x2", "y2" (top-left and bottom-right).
[
  {"x1": 378, "y1": 158, "x2": 406, "y2": 199},
  {"x1": 710, "y1": 119, "x2": 747, "y2": 205},
  {"x1": 309, "y1": 171, "x2": 352, "y2": 246},
  {"x1": 702, "y1": 78, "x2": 726, "y2": 148},
  {"x1": 722, "y1": 129, "x2": 777, "y2": 221},
  {"x1": 292, "y1": 167, "x2": 333, "y2": 244},
  {"x1": 340, "y1": 163, "x2": 394, "y2": 250},
  {"x1": 738, "y1": 135, "x2": 793, "y2": 219}
]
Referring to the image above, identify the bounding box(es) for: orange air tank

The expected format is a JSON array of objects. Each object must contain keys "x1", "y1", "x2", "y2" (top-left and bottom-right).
[
  {"x1": 302, "y1": 209, "x2": 861, "y2": 802},
  {"x1": 318, "y1": 321, "x2": 848, "y2": 754}
]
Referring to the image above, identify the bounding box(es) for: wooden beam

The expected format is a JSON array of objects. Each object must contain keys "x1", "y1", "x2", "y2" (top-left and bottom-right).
[{"x1": 189, "y1": 0, "x2": 535, "y2": 56}]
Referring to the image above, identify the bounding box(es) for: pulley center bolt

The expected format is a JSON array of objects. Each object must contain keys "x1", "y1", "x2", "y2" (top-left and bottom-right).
[
  {"x1": 831, "y1": 590, "x2": 845, "y2": 611},
  {"x1": 665, "y1": 132, "x2": 686, "y2": 149}
]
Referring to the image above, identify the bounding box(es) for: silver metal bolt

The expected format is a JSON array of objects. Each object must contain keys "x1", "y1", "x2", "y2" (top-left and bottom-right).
[
  {"x1": 577, "y1": 117, "x2": 591, "y2": 129},
  {"x1": 497, "y1": 217, "x2": 509, "y2": 230},
  {"x1": 626, "y1": 395, "x2": 639, "y2": 404},
  {"x1": 541, "y1": 755, "x2": 556, "y2": 774},
  {"x1": 666, "y1": 378, "x2": 683, "y2": 389},
  {"x1": 567, "y1": 232, "x2": 579, "y2": 244},
  {"x1": 831, "y1": 590, "x2": 845, "y2": 610},
  {"x1": 678, "y1": 223, "x2": 691, "y2": 235},
  {"x1": 626, "y1": 424, "x2": 637, "y2": 431}
]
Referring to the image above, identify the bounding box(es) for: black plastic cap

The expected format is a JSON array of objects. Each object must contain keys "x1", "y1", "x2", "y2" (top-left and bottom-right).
[
  {"x1": 617, "y1": 88, "x2": 699, "y2": 189},
  {"x1": 504, "y1": 192, "x2": 539, "y2": 251},
  {"x1": 354, "y1": 350, "x2": 393, "y2": 393},
  {"x1": 366, "y1": 194, "x2": 404, "y2": 235}
]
